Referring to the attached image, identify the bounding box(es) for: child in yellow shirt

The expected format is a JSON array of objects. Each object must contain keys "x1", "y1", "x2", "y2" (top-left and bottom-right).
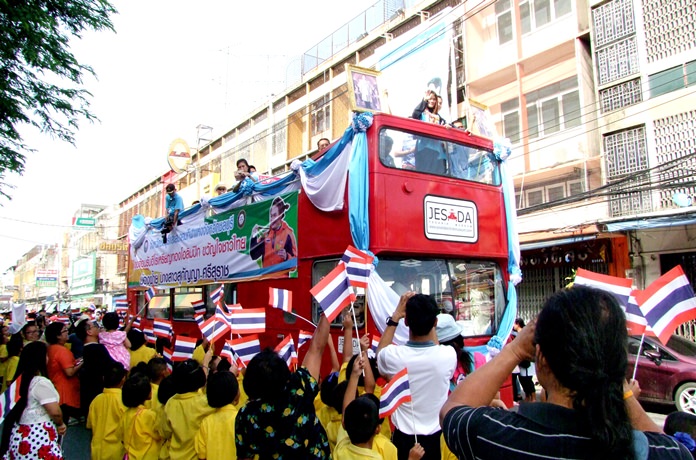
[
  {"x1": 119, "y1": 372, "x2": 163, "y2": 460},
  {"x1": 194, "y1": 370, "x2": 239, "y2": 460},
  {"x1": 145, "y1": 357, "x2": 170, "y2": 412},
  {"x1": 87, "y1": 361, "x2": 127, "y2": 460}
]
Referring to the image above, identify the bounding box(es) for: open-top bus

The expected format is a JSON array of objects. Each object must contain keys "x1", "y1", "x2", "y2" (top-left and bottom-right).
[{"x1": 127, "y1": 111, "x2": 518, "y2": 402}]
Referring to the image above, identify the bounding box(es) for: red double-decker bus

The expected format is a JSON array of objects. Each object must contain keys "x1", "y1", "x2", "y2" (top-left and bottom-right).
[{"x1": 127, "y1": 112, "x2": 515, "y2": 402}]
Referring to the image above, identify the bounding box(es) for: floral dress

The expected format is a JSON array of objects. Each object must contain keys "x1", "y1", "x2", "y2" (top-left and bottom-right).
[
  {"x1": 235, "y1": 367, "x2": 330, "y2": 459},
  {"x1": 4, "y1": 376, "x2": 63, "y2": 460},
  {"x1": 99, "y1": 330, "x2": 130, "y2": 370}
]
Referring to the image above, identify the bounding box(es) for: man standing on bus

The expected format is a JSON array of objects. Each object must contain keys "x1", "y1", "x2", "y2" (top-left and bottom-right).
[
  {"x1": 162, "y1": 183, "x2": 184, "y2": 243},
  {"x1": 376, "y1": 292, "x2": 456, "y2": 460}
]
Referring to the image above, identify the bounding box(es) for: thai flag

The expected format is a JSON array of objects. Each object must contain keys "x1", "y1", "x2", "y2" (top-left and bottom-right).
[
  {"x1": 55, "y1": 314, "x2": 70, "y2": 324},
  {"x1": 199, "y1": 316, "x2": 231, "y2": 343},
  {"x1": 71, "y1": 305, "x2": 81, "y2": 314},
  {"x1": 143, "y1": 327, "x2": 156, "y2": 344},
  {"x1": 191, "y1": 299, "x2": 206, "y2": 317},
  {"x1": 297, "y1": 330, "x2": 313, "y2": 350},
  {"x1": 162, "y1": 348, "x2": 173, "y2": 372},
  {"x1": 573, "y1": 268, "x2": 632, "y2": 308},
  {"x1": 114, "y1": 297, "x2": 128, "y2": 309},
  {"x1": 115, "y1": 306, "x2": 128, "y2": 318},
  {"x1": 210, "y1": 286, "x2": 224, "y2": 306},
  {"x1": 226, "y1": 303, "x2": 243, "y2": 311},
  {"x1": 379, "y1": 368, "x2": 412, "y2": 418},
  {"x1": 220, "y1": 340, "x2": 235, "y2": 363},
  {"x1": 635, "y1": 266, "x2": 696, "y2": 344},
  {"x1": 275, "y1": 335, "x2": 297, "y2": 371},
  {"x1": 310, "y1": 262, "x2": 356, "y2": 322},
  {"x1": 229, "y1": 308, "x2": 266, "y2": 335},
  {"x1": 370, "y1": 335, "x2": 381, "y2": 355},
  {"x1": 341, "y1": 245, "x2": 374, "y2": 265},
  {"x1": 625, "y1": 290, "x2": 648, "y2": 335},
  {"x1": 269, "y1": 288, "x2": 292, "y2": 313},
  {"x1": 346, "y1": 256, "x2": 371, "y2": 289},
  {"x1": 215, "y1": 306, "x2": 233, "y2": 327},
  {"x1": 0, "y1": 375, "x2": 22, "y2": 425},
  {"x1": 132, "y1": 316, "x2": 141, "y2": 330},
  {"x1": 144, "y1": 287, "x2": 156, "y2": 303},
  {"x1": 230, "y1": 335, "x2": 261, "y2": 365},
  {"x1": 172, "y1": 336, "x2": 197, "y2": 361},
  {"x1": 153, "y1": 318, "x2": 172, "y2": 338}
]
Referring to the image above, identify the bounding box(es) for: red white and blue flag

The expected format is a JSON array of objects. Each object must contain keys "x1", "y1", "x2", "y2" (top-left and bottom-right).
[
  {"x1": 191, "y1": 299, "x2": 207, "y2": 317},
  {"x1": 162, "y1": 348, "x2": 173, "y2": 372},
  {"x1": 346, "y1": 256, "x2": 371, "y2": 289},
  {"x1": 229, "y1": 308, "x2": 266, "y2": 335},
  {"x1": 379, "y1": 368, "x2": 412, "y2": 418},
  {"x1": 215, "y1": 306, "x2": 234, "y2": 328},
  {"x1": 143, "y1": 327, "x2": 156, "y2": 344},
  {"x1": 269, "y1": 288, "x2": 292, "y2": 313},
  {"x1": 220, "y1": 340, "x2": 236, "y2": 364},
  {"x1": 230, "y1": 335, "x2": 261, "y2": 365},
  {"x1": 55, "y1": 314, "x2": 70, "y2": 324},
  {"x1": 635, "y1": 266, "x2": 696, "y2": 344},
  {"x1": 0, "y1": 376, "x2": 22, "y2": 425},
  {"x1": 297, "y1": 330, "x2": 313, "y2": 350},
  {"x1": 114, "y1": 297, "x2": 128, "y2": 309},
  {"x1": 153, "y1": 318, "x2": 173, "y2": 338},
  {"x1": 341, "y1": 245, "x2": 374, "y2": 265},
  {"x1": 275, "y1": 335, "x2": 298, "y2": 371},
  {"x1": 210, "y1": 286, "x2": 224, "y2": 306},
  {"x1": 194, "y1": 314, "x2": 205, "y2": 330},
  {"x1": 310, "y1": 262, "x2": 356, "y2": 322},
  {"x1": 199, "y1": 316, "x2": 231, "y2": 343},
  {"x1": 370, "y1": 335, "x2": 381, "y2": 355},
  {"x1": 115, "y1": 306, "x2": 128, "y2": 319},
  {"x1": 172, "y1": 336, "x2": 197, "y2": 361},
  {"x1": 625, "y1": 290, "x2": 648, "y2": 336},
  {"x1": 573, "y1": 268, "x2": 632, "y2": 308},
  {"x1": 226, "y1": 303, "x2": 243, "y2": 311},
  {"x1": 132, "y1": 316, "x2": 141, "y2": 330},
  {"x1": 144, "y1": 287, "x2": 156, "y2": 303}
]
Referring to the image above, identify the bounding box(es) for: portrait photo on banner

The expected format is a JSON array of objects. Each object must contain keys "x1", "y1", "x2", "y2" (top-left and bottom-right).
[{"x1": 346, "y1": 64, "x2": 386, "y2": 113}]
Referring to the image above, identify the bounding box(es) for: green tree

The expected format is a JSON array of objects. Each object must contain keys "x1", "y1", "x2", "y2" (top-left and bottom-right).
[{"x1": 0, "y1": 0, "x2": 117, "y2": 199}]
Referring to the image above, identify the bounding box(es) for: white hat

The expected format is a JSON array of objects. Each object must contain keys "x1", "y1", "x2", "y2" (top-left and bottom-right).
[{"x1": 436, "y1": 313, "x2": 464, "y2": 343}]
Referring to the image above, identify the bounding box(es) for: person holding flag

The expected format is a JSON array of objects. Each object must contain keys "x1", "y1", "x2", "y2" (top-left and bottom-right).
[
  {"x1": 440, "y1": 286, "x2": 692, "y2": 460},
  {"x1": 376, "y1": 292, "x2": 456, "y2": 460},
  {"x1": 235, "y1": 315, "x2": 331, "y2": 459}
]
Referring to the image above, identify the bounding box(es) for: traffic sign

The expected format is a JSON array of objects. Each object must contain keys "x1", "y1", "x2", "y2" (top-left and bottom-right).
[{"x1": 74, "y1": 217, "x2": 96, "y2": 227}]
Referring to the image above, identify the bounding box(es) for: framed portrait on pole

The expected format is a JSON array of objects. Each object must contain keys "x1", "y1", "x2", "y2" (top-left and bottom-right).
[{"x1": 346, "y1": 65, "x2": 386, "y2": 113}]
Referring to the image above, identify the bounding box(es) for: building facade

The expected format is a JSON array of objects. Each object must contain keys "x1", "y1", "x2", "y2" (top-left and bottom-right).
[{"x1": 114, "y1": 0, "x2": 696, "y2": 328}]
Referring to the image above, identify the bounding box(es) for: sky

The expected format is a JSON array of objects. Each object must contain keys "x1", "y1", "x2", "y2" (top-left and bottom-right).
[{"x1": 0, "y1": 0, "x2": 377, "y2": 271}]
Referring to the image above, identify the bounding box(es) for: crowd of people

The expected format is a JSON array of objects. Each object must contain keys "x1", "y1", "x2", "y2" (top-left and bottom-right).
[{"x1": 0, "y1": 285, "x2": 694, "y2": 459}]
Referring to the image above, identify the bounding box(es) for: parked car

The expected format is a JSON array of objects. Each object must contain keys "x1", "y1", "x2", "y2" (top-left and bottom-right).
[{"x1": 627, "y1": 334, "x2": 696, "y2": 414}]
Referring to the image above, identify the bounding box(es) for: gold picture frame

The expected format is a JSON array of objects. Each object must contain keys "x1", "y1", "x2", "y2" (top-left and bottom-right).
[{"x1": 346, "y1": 64, "x2": 384, "y2": 113}]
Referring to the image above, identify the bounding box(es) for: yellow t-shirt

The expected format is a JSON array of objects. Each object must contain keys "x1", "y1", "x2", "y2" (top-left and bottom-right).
[
  {"x1": 87, "y1": 388, "x2": 126, "y2": 460},
  {"x1": 146, "y1": 383, "x2": 160, "y2": 411},
  {"x1": 119, "y1": 405, "x2": 163, "y2": 460},
  {"x1": 153, "y1": 404, "x2": 170, "y2": 460},
  {"x1": 336, "y1": 426, "x2": 397, "y2": 460},
  {"x1": 337, "y1": 362, "x2": 391, "y2": 439},
  {"x1": 441, "y1": 432, "x2": 457, "y2": 460},
  {"x1": 317, "y1": 405, "x2": 342, "y2": 452},
  {"x1": 162, "y1": 391, "x2": 214, "y2": 460},
  {"x1": 235, "y1": 373, "x2": 248, "y2": 408},
  {"x1": 2, "y1": 355, "x2": 18, "y2": 393},
  {"x1": 333, "y1": 438, "x2": 383, "y2": 460},
  {"x1": 194, "y1": 404, "x2": 237, "y2": 460},
  {"x1": 130, "y1": 345, "x2": 157, "y2": 369}
]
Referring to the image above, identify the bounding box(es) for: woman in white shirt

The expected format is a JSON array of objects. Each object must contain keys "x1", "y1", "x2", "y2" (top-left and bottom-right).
[{"x1": 2, "y1": 341, "x2": 66, "y2": 459}]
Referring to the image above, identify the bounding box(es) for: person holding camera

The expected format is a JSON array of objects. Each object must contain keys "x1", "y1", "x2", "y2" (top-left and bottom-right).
[{"x1": 162, "y1": 183, "x2": 184, "y2": 243}]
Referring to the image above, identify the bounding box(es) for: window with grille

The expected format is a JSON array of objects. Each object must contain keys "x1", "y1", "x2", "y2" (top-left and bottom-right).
[
  {"x1": 518, "y1": 180, "x2": 579, "y2": 209},
  {"x1": 311, "y1": 95, "x2": 331, "y2": 136},
  {"x1": 272, "y1": 122, "x2": 286, "y2": 157},
  {"x1": 592, "y1": 0, "x2": 640, "y2": 87},
  {"x1": 526, "y1": 188, "x2": 544, "y2": 207},
  {"x1": 603, "y1": 126, "x2": 648, "y2": 179},
  {"x1": 599, "y1": 78, "x2": 642, "y2": 112}
]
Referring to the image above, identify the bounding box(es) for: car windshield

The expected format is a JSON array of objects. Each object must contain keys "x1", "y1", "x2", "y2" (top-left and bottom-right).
[{"x1": 666, "y1": 335, "x2": 696, "y2": 357}]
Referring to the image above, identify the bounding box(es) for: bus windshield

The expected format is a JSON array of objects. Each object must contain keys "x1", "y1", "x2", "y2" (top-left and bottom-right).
[{"x1": 379, "y1": 127, "x2": 500, "y2": 185}]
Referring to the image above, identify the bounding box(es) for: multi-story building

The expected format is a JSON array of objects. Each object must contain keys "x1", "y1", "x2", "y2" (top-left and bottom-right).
[{"x1": 115, "y1": 0, "x2": 696, "y2": 323}]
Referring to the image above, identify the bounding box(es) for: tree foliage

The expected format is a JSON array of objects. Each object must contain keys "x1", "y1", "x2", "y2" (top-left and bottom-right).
[{"x1": 0, "y1": 0, "x2": 117, "y2": 198}]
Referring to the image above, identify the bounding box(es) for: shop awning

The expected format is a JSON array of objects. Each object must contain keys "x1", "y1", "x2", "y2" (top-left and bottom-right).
[
  {"x1": 520, "y1": 234, "x2": 600, "y2": 251},
  {"x1": 602, "y1": 213, "x2": 696, "y2": 232}
]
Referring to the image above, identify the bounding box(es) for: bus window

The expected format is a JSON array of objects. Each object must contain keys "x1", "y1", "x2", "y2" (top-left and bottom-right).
[
  {"x1": 146, "y1": 294, "x2": 170, "y2": 320},
  {"x1": 379, "y1": 127, "x2": 500, "y2": 185},
  {"x1": 312, "y1": 259, "x2": 365, "y2": 328},
  {"x1": 376, "y1": 258, "x2": 505, "y2": 337},
  {"x1": 173, "y1": 287, "x2": 204, "y2": 320}
]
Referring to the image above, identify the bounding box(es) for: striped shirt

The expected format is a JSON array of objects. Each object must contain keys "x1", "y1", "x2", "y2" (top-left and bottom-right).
[{"x1": 442, "y1": 403, "x2": 691, "y2": 460}]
